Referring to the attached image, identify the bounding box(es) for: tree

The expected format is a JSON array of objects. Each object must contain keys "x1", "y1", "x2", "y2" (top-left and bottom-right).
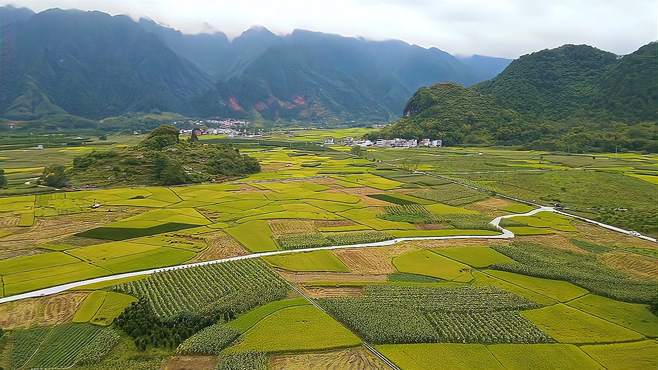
[
  {"x1": 350, "y1": 146, "x2": 365, "y2": 157},
  {"x1": 140, "y1": 125, "x2": 180, "y2": 150},
  {"x1": 153, "y1": 154, "x2": 187, "y2": 185},
  {"x1": 39, "y1": 165, "x2": 68, "y2": 188},
  {"x1": 190, "y1": 129, "x2": 200, "y2": 143},
  {"x1": 0, "y1": 169, "x2": 7, "y2": 188}
]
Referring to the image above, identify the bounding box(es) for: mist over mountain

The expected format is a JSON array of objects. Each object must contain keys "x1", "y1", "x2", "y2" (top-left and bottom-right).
[{"x1": 0, "y1": 6, "x2": 511, "y2": 124}]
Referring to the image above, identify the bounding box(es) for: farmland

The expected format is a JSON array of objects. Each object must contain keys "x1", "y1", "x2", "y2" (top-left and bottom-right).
[{"x1": 0, "y1": 133, "x2": 656, "y2": 369}]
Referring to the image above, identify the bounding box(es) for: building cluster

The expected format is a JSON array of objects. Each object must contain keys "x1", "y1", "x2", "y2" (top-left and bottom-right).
[{"x1": 326, "y1": 137, "x2": 442, "y2": 148}]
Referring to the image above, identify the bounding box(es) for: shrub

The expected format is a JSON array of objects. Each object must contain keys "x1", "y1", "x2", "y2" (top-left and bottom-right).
[
  {"x1": 39, "y1": 164, "x2": 67, "y2": 187},
  {"x1": 217, "y1": 352, "x2": 268, "y2": 370}
]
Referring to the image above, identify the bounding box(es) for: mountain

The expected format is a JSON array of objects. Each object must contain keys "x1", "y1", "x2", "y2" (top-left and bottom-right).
[
  {"x1": 456, "y1": 54, "x2": 512, "y2": 81},
  {"x1": 194, "y1": 30, "x2": 482, "y2": 122},
  {"x1": 0, "y1": 6, "x2": 511, "y2": 125},
  {"x1": 0, "y1": 5, "x2": 34, "y2": 25},
  {"x1": 376, "y1": 43, "x2": 658, "y2": 152},
  {"x1": 0, "y1": 8, "x2": 213, "y2": 121}
]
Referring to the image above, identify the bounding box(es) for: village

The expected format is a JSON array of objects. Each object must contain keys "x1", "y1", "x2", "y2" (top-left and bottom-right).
[{"x1": 325, "y1": 137, "x2": 442, "y2": 148}]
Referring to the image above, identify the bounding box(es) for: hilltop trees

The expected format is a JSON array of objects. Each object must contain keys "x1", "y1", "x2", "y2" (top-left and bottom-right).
[{"x1": 39, "y1": 165, "x2": 68, "y2": 188}]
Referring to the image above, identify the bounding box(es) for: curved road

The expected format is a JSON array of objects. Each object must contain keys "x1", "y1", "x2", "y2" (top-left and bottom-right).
[{"x1": 0, "y1": 206, "x2": 654, "y2": 304}]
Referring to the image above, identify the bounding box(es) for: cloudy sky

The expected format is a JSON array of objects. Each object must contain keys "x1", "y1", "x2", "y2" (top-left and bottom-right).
[{"x1": 5, "y1": 0, "x2": 657, "y2": 58}]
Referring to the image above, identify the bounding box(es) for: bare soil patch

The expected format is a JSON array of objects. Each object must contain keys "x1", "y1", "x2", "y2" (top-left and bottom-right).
[
  {"x1": 163, "y1": 356, "x2": 217, "y2": 370},
  {"x1": 599, "y1": 252, "x2": 658, "y2": 280},
  {"x1": 270, "y1": 347, "x2": 389, "y2": 370},
  {"x1": 0, "y1": 291, "x2": 89, "y2": 329},
  {"x1": 189, "y1": 232, "x2": 248, "y2": 263},
  {"x1": 334, "y1": 245, "x2": 417, "y2": 274}
]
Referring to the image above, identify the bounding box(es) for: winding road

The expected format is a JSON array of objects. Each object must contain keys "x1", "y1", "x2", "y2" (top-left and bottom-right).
[{"x1": 2, "y1": 205, "x2": 653, "y2": 304}]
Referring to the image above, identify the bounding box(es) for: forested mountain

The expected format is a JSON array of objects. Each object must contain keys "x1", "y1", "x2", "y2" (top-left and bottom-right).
[
  {"x1": 0, "y1": 6, "x2": 510, "y2": 125},
  {"x1": 377, "y1": 43, "x2": 658, "y2": 152},
  {"x1": 0, "y1": 8, "x2": 213, "y2": 122}
]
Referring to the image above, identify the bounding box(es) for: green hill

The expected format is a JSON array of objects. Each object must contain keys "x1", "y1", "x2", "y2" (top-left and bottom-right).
[
  {"x1": 68, "y1": 125, "x2": 260, "y2": 187},
  {"x1": 376, "y1": 43, "x2": 658, "y2": 152}
]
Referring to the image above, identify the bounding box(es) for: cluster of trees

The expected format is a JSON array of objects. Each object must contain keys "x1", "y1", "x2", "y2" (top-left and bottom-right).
[
  {"x1": 114, "y1": 300, "x2": 216, "y2": 351},
  {"x1": 67, "y1": 125, "x2": 261, "y2": 186}
]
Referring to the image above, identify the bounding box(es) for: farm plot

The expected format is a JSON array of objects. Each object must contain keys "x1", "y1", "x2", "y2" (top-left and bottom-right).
[
  {"x1": 582, "y1": 340, "x2": 658, "y2": 370},
  {"x1": 483, "y1": 270, "x2": 588, "y2": 302},
  {"x1": 320, "y1": 285, "x2": 543, "y2": 344},
  {"x1": 226, "y1": 305, "x2": 361, "y2": 353},
  {"x1": 73, "y1": 291, "x2": 137, "y2": 326},
  {"x1": 377, "y1": 343, "x2": 503, "y2": 370},
  {"x1": 0, "y1": 291, "x2": 88, "y2": 329},
  {"x1": 434, "y1": 246, "x2": 515, "y2": 268},
  {"x1": 488, "y1": 344, "x2": 603, "y2": 370},
  {"x1": 393, "y1": 249, "x2": 473, "y2": 282},
  {"x1": 264, "y1": 250, "x2": 350, "y2": 272},
  {"x1": 225, "y1": 220, "x2": 279, "y2": 252},
  {"x1": 269, "y1": 347, "x2": 389, "y2": 370},
  {"x1": 521, "y1": 304, "x2": 644, "y2": 343},
  {"x1": 11, "y1": 323, "x2": 120, "y2": 369},
  {"x1": 412, "y1": 183, "x2": 489, "y2": 206},
  {"x1": 115, "y1": 259, "x2": 289, "y2": 319},
  {"x1": 567, "y1": 294, "x2": 658, "y2": 337},
  {"x1": 491, "y1": 242, "x2": 657, "y2": 302}
]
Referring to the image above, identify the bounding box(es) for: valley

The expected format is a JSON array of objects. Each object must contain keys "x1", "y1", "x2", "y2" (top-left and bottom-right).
[{"x1": 0, "y1": 130, "x2": 656, "y2": 369}]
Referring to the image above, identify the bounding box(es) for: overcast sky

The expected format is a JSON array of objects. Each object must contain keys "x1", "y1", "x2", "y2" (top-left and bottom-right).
[{"x1": 5, "y1": 0, "x2": 657, "y2": 58}]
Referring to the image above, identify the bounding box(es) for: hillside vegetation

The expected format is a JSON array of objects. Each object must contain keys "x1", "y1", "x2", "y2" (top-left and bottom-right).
[
  {"x1": 377, "y1": 43, "x2": 658, "y2": 152},
  {"x1": 68, "y1": 125, "x2": 260, "y2": 186}
]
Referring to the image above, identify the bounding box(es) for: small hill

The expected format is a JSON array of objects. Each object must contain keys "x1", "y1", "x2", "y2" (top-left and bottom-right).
[
  {"x1": 376, "y1": 83, "x2": 519, "y2": 145},
  {"x1": 376, "y1": 43, "x2": 658, "y2": 152},
  {"x1": 68, "y1": 125, "x2": 260, "y2": 186}
]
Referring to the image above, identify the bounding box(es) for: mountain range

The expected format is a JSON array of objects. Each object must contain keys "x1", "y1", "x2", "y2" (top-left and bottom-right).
[
  {"x1": 0, "y1": 6, "x2": 511, "y2": 125},
  {"x1": 375, "y1": 42, "x2": 658, "y2": 152}
]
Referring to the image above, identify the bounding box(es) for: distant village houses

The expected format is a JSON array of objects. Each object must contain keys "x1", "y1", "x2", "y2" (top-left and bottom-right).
[{"x1": 343, "y1": 138, "x2": 441, "y2": 148}]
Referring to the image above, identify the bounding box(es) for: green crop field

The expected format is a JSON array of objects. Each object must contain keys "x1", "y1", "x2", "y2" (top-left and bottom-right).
[
  {"x1": 522, "y1": 304, "x2": 644, "y2": 343},
  {"x1": 582, "y1": 340, "x2": 658, "y2": 370},
  {"x1": 226, "y1": 305, "x2": 361, "y2": 353},
  {"x1": 377, "y1": 343, "x2": 504, "y2": 370},
  {"x1": 1, "y1": 134, "x2": 656, "y2": 368},
  {"x1": 393, "y1": 249, "x2": 473, "y2": 282},
  {"x1": 263, "y1": 250, "x2": 350, "y2": 272}
]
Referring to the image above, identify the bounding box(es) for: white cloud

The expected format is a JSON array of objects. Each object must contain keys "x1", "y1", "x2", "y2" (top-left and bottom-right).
[{"x1": 5, "y1": 0, "x2": 657, "y2": 57}]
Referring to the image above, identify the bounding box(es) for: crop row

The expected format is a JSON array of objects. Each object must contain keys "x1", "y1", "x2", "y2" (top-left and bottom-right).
[
  {"x1": 382, "y1": 204, "x2": 438, "y2": 224},
  {"x1": 115, "y1": 259, "x2": 289, "y2": 319},
  {"x1": 424, "y1": 311, "x2": 552, "y2": 344},
  {"x1": 319, "y1": 285, "x2": 543, "y2": 344},
  {"x1": 277, "y1": 231, "x2": 392, "y2": 250},
  {"x1": 360, "y1": 285, "x2": 539, "y2": 312},
  {"x1": 492, "y1": 242, "x2": 657, "y2": 303},
  {"x1": 177, "y1": 323, "x2": 240, "y2": 355},
  {"x1": 11, "y1": 324, "x2": 116, "y2": 369}
]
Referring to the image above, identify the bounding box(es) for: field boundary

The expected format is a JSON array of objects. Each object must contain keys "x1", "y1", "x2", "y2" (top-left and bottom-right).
[{"x1": 0, "y1": 206, "x2": 646, "y2": 304}]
